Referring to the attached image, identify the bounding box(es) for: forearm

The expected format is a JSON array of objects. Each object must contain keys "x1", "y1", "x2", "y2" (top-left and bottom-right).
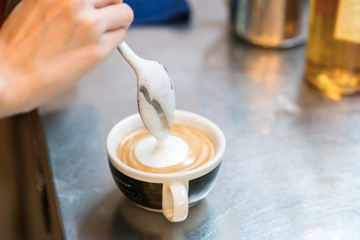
[
  {"x1": 0, "y1": 62, "x2": 36, "y2": 118},
  {"x1": 0, "y1": 39, "x2": 42, "y2": 117}
]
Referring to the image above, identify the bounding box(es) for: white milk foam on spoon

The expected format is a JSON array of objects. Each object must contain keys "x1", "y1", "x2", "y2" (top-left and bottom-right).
[
  {"x1": 137, "y1": 61, "x2": 175, "y2": 141},
  {"x1": 135, "y1": 135, "x2": 189, "y2": 168}
]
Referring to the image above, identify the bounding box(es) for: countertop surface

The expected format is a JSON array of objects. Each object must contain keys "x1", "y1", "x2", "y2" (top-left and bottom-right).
[{"x1": 40, "y1": 0, "x2": 360, "y2": 239}]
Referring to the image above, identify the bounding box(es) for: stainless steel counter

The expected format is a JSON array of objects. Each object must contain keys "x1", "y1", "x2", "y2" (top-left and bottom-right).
[{"x1": 40, "y1": 0, "x2": 360, "y2": 239}]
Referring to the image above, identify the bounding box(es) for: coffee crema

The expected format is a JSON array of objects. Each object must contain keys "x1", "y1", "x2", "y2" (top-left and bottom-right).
[{"x1": 116, "y1": 124, "x2": 215, "y2": 173}]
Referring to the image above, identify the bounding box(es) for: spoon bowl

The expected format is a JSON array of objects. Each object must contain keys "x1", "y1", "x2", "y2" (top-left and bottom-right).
[{"x1": 117, "y1": 42, "x2": 175, "y2": 142}]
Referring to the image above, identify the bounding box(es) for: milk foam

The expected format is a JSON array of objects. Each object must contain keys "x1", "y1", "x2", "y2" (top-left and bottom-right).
[
  {"x1": 117, "y1": 125, "x2": 214, "y2": 173},
  {"x1": 137, "y1": 61, "x2": 175, "y2": 142},
  {"x1": 134, "y1": 135, "x2": 189, "y2": 168}
]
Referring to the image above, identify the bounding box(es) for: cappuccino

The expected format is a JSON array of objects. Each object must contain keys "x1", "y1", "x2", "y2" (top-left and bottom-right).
[{"x1": 117, "y1": 124, "x2": 215, "y2": 173}]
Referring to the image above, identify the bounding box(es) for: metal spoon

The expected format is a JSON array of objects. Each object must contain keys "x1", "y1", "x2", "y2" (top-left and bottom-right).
[{"x1": 117, "y1": 41, "x2": 175, "y2": 142}]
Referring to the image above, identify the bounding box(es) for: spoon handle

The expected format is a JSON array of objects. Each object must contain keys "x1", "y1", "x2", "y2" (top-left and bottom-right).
[{"x1": 117, "y1": 41, "x2": 143, "y2": 72}]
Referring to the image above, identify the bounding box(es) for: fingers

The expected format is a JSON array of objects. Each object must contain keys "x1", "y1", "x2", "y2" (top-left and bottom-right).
[
  {"x1": 86, "y1": 2, "x2": 133, "y2": 61},
  {"x1": 97, "y1": 3, "x2": 133, "y2": 32},
  {"x1": 99, "y1": 27, "x2": 127, "y2": 57},
  {"x1": 94, "y1": 0, "x2": 123, "y2": 9}
]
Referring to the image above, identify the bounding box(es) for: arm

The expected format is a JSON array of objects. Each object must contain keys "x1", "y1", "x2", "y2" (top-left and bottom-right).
[{"x1": 0, "y1": 0, "x2": 133, "y2": 117}]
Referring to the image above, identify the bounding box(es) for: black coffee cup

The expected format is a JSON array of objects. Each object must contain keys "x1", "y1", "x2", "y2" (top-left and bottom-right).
[{"x1": 107, "y1": 110, "x2": 226, "y2": 222}]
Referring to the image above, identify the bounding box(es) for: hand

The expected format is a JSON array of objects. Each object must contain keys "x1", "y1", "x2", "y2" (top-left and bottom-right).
[{"x1": 0, "y1": 0, "x2": 133, "y2": 117}]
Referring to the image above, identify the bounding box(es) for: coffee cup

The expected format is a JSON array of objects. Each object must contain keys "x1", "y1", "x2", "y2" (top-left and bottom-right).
[{"x1": 106, "y1": 110, "x2": 226, "y2": 222}]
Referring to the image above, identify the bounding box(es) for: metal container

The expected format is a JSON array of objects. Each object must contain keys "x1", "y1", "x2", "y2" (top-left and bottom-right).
[{"x1": 230, "y1": 0, "x2": 309, "y2": 48}]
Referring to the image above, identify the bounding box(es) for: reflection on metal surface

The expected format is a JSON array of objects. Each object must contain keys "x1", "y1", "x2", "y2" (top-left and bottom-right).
[
  {"x1": 248, "y1": 55, "x2": 280, "y2": 85},
  {"x1": 116, "y1": 199, "x2": 209, "y2": 239},
  {"x1": 77, "y1": 189, "x2": 211, "y2": 239},
  {"x1": 275, "y1": 95, "x2": 302, "y2": 117}
]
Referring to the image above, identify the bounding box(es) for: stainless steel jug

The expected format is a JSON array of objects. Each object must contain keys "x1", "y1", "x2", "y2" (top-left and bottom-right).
[{"x1": 230, "y1": 0, "x2": 309, "y2": 48}]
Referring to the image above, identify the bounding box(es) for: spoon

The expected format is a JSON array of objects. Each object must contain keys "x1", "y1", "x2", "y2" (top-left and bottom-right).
[{"x1": 117, "y1": 41, "x2": 175, "y2": 142}]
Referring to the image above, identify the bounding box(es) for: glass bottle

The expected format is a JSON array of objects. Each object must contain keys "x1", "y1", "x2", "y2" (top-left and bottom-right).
[{"x1": 305, "y1": 0, "x2": 360, "y2": 100}]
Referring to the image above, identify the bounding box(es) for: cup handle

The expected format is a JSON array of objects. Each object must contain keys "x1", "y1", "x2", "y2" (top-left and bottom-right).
[{"x1": 162, "y1": 181, "x2": 188, "y2": 222}]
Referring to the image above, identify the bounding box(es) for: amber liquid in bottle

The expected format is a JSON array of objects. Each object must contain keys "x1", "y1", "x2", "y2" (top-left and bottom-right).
[{"x1": 305, "y1": 0, "x2": 360, "y2": 99}]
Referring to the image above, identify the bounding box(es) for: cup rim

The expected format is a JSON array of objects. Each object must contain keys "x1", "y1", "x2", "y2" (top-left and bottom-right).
[{"x1": 106, "y1": 110, "x2": 226, "y2": 182}]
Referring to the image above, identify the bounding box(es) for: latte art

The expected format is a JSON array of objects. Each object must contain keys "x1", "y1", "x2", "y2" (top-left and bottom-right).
[{"x1": 117, "y1": 124, "x2": 215, "y2": 173}]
